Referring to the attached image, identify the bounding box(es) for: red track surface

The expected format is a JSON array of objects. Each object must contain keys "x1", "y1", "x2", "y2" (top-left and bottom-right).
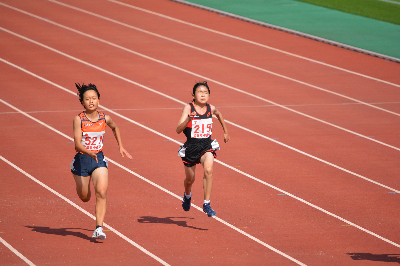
[{"x1": 1, "y1": 0, "x2": 400, "y2": 265}]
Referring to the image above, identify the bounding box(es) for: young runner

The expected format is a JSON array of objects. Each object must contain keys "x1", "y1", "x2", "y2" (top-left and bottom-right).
[
  {"x1": 70, "y1": 83, "x2": 132, "y2": 240},
  {"x1": 176, "y1": 81, "x2": 230, "y2": 217}
]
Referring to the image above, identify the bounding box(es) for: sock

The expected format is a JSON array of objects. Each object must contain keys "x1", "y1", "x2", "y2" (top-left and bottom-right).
[
  {"x1": 185, "y1": 191, "x2": 191, "y2": 199},
  {"x1": 204, "y1": 200, "x2": 210, "y2": 204},
  {"x1": 96, "y1": 225, "x2": 102, "y2": 229}
]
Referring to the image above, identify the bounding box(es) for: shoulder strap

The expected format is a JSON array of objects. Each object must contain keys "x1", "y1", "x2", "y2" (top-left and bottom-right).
[
  {"x1": 78, "y1": 112, "x2": 87, "y2": 121},
  {"x1": 189, "y1": 102, "x2": 195, "y2": 113}
]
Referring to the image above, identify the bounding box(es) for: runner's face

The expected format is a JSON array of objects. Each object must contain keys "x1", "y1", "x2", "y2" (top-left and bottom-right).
[
  {"x1": 193, "y1": 86, "x2": 209, "y2": 105},
  {"x1": 82, "y1": 90, "x2": 99, "y2": 111}
]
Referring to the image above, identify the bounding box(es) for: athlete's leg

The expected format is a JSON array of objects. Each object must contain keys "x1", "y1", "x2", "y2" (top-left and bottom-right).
[
  {"x1": 184, "y1": 165, "x2": 196, "y2": 195},
  {"x1": 91, "y1": 167, "x2": 109, "y2": 227},
  {"x1": 200, "y1": 152, "x2": 214, "y2": 201},
  {"x1": 73, "y1": 174, "x2": 91, "y2": 202}
]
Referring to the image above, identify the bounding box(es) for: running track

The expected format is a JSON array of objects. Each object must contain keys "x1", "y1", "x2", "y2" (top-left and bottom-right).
[{"x1": 1, "y1": 0, "x2": 400, "y2": 265}]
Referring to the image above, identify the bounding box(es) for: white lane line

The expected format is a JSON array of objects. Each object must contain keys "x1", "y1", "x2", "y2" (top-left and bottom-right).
[
  {"x1": 0, "y1": 236, "x2": 35, "y2": 266},
  {"x1": 0, "y1": 105, "x2": 306, "y2": 266},
  {"x1": 1, "y1": 101, "x2": 400, "y2": 116},
  {"x1": 1, "y1": 54, "x2": 400, "y2": 192},
  {"x1": 0, "y1": 162, "x2": 170, "y2": 265},
  {"x1": 378, "y1": 0, "x2": 400, "y2": 5},
  {"x1": 1, "y1": 24, "x2": 400, "y2": 153},
  {"x1": 43, "y1": 0, "x2": 400, "y2": 118},
  {"x1": 108, "y1": 0, "x2": 400, "y2": 87},
  {"x1": 169, "y1": 0, "x2": 400, "y2": 63},
  {"x1": 1, "y1": 65, "x2": 400, "y2": 250}
]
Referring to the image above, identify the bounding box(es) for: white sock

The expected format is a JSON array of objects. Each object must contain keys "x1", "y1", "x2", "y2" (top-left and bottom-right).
[
  {"x1": 204, "y1": 200, "x2": 210, "y2": 204},
  {"x1": 185, "y1": 192, "x2": 191, "y2": 199}
]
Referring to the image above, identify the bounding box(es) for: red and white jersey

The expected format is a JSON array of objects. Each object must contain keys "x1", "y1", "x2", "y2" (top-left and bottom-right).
[{"x1": 78, "y1": 112, "x2": 106, "y2": 153}]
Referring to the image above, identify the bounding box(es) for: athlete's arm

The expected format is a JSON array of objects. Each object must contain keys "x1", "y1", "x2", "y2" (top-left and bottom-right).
[
  {"x1": 211, "y1": 105, "x2": 230, "y2": 143},
  {"x1": 73, "y1": 115, "x2": 98, "y2": 162},
  {"x1": 176, "y1": 104, "x2": 196, "y2": 134},
  {"x1": 105, "y1": 115, "x2": 132, "y2": 159}
]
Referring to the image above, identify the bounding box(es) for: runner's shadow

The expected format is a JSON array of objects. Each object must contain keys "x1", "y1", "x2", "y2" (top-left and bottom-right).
[
  {"x1": 347, "y1": 253, "x2": 400, "y2": 263},
  {"x1": 25, "y1": 226, "x2": 101, "y2": 243},
  {"x1": 137, "y1": 216, "x2": 208, "y2": 231}
]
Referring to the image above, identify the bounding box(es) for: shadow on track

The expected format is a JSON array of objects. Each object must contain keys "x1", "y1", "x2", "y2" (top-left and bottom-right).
[
  {"x1": 347, "y1": 253, "x2": 400, "y2": 263},
  {"x1": 25, "y1": 226, "x2": 102, "y2": 243},
  {"x1": 137, "y1": 216, "x2": 208, "y2": 231}
]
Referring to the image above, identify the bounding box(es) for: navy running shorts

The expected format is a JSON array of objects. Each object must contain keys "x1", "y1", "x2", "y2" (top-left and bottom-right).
[{"x1": 70, "y1": 151, "x2": 108, "y2": 176}]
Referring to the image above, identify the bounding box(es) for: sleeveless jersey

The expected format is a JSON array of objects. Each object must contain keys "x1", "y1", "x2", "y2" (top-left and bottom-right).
[
  {"x1": 78, "y1": 111, "x2": 106, "y2": 153},
  {"x1": 183, "y1": 103, "x2": 213, "y2": 143}
]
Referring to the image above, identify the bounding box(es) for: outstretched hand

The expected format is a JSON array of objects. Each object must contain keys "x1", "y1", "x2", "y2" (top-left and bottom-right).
[{"x1": 120, "y1": 147, "x2": 132, "y2": 159}]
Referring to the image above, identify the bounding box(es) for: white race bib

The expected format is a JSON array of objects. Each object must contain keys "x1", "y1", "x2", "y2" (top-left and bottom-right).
[
  {"x1": 81, "y1": 131, "x2": 105, "y2": 151},
  {"x1": 191, "y1": 118, "x2": 212, "y2": 139}
]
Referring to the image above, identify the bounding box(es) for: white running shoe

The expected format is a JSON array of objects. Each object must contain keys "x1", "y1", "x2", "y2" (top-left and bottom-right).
[{"x1": 92, "y1": 227, "x2": 106, "y2": 240}]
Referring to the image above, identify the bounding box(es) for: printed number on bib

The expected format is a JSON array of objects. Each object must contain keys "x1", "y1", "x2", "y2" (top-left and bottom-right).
[
  {"x1": 191, "y1": 118, "x2": 212, "y2": 138},
  {"x1": 82, "y1": 132, "x2": 105, "y2": 151}
]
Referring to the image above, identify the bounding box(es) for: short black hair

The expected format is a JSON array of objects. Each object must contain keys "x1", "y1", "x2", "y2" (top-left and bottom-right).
[
  {"x1": 192, "y1": 81, "x2": 210, "y2": 103},
  {"x1": 75, "y1": 83, "x2": 100, "y2": 104}
]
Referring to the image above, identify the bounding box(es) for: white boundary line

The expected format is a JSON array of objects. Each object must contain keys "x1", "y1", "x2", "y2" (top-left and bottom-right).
[
  {"x1": 44, "y1": 0, "x2": 400, "y2": 118},
  {"x1": 379, "y1": 0, "x2": 400, "y2": 4},
  {"x1": 106, "y1": 0, "x2": 400, "y2": 79},
  {"x1": 0, "y1": 159, "x2": 170, "y2": 265},
  {"x1": 110, "y1": 0, "x2": 400, "y2": 74},
  {"x1": 168, "y1": 0, "x2": 400, "y2": 63},
  {"x1": 0, "y1": 16, "x2": 400, "y2": 153},
  {"x1": 0, "y1": 105, "x2": 306, "y2": 266},
  {"x1": 0, "y1": 236, "x2": 35, "y2": 266},
  {"x1": 1, "y1": 62, "x2": 400, "y2": 250}
]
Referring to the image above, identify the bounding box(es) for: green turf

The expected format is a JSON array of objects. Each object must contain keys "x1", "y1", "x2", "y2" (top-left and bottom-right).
[{"x1": 294, "y1": 0, "x2": 400, "y2": 25}]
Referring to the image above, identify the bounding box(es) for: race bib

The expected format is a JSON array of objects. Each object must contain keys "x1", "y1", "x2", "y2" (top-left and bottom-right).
[
  {"x1": 191, "y1": 118, "x2": 212, "y2": 138},
  {"x1": 81, "y1": 131, "x2": 105, "y2": 151}
]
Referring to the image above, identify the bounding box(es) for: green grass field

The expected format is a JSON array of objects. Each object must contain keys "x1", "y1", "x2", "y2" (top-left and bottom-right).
[{"x1": 294, "y1": 0, "x2": 400, "y2": 25}]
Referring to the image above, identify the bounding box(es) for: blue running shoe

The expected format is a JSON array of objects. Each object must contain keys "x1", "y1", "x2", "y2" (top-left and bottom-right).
[
  {"x1": 203, "y1": 203, "x2": 216, "y2": 217},
  {"x1": 182, "y1": 193, "x2": 191, "y2": 211}
]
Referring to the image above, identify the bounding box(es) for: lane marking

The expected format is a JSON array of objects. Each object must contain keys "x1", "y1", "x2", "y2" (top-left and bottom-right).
[
  {"x1": 107, "y1": 0, "x2": 400, "y2": 84},
  {"x1": 378, "y1": 0, "x2": 400, "y2": 5},
  {"x1": 169, "y1": 0, "x2": 400, "y2": 63},
  {"x1": 40, "y1": 0, "x2": 400, "y2": 118},
  {"x1": 0, "y1": 107, "x2": 306, "y2": 266},
  {"x1": 1, "y1": 100, "x2": 400, "y2": 116},
  {"x1": 1, "y1": 70, "x2": 400, "y2": 249},
  {"x1": 0, "y1": 236, "x2": 35, "y2": 266},
  {"x1": 1, "y1": 25, "x2": 400, "y2": 154},
  {"x1": 0, "y1": 156, "x2": 171, "y2": 266}
]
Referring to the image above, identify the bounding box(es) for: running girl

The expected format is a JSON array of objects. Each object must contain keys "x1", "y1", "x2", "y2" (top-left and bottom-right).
[
  {"x1": 71, "y1": 83, "x2": 132, "y2": 240},
  {"x1": 176, "y1": 81, "x2": 229, "y2": 217}
]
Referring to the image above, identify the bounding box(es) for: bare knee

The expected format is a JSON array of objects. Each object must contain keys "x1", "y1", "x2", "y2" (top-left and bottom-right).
[
  {"x1": 185, "y1": 176, "x2": 195, "y2": 186},
  {"x1": 80, "y1": 195, "x2": 91, "y2": 202},
  {"x1": 77, "y1": 191, "x2": 91, "y2": 202},
  {"x1": 204, "y1": 166, "x2": 213, "y2": 177},
  {"x1": 96, "y1": 190, "x2": 107, "y2": 200}
]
